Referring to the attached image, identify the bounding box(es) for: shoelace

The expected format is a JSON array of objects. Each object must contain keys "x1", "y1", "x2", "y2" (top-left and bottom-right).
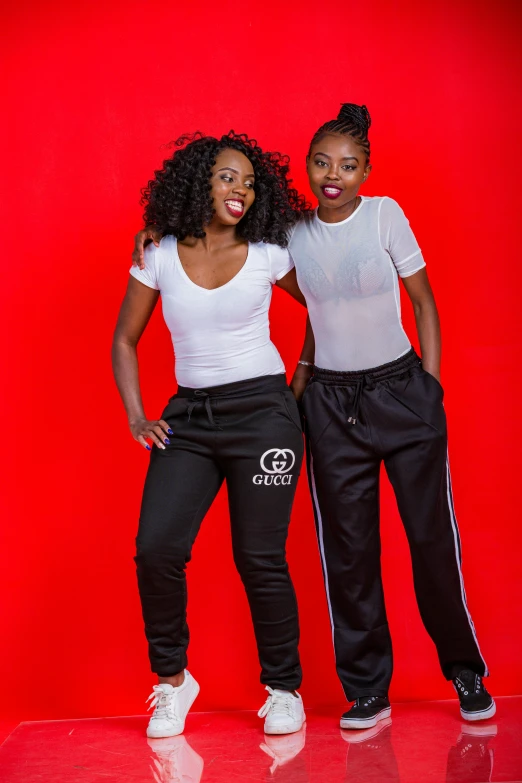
[
  {"x1": 258, "y1": 686, "x2": 295, "y2": 719},
  {"x1": 147, "y1": 685, "x2": 178, "y2": 721},
  {"x1": 454, "y1": 674, "x2": 483, "y2": 697},
  {"x1": 353, "y1": 696, "x2": 379, "y2": 708}
]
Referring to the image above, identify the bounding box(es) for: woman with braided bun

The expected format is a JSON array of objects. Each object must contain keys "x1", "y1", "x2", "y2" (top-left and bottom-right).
[
  {"x1": 288, "y1": 103, "x2": 495, "y2": 730},
  {"x1": 113, "y1": 131, "x2": 309, "y2": 739}
]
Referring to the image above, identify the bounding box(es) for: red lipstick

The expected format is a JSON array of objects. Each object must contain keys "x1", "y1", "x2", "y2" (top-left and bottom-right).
[
  {"x1": 224, "y1": 199, "x2": 245, "y2": 217},
  {"x1": 321, "y1": 185, "x2": 343, "y2": 200}
]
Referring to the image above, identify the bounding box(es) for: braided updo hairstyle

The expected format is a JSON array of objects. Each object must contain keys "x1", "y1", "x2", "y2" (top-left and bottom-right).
[
  {"x1": 309, "y1": 103, "x2": 371, "y2": 162},
  {"x1": 141, "y1": 131, "x2": 309, "y2": 248}
]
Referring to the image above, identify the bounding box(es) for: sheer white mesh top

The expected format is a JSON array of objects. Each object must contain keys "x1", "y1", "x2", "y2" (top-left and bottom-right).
[{"x1": 289, "y1": 196, "x2": 426, "y2": 371}]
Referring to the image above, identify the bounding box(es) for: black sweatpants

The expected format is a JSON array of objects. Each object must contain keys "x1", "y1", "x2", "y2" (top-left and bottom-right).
[
  {"x1": 302, "y1": 349, "x2": 488, "y2": 701},
  {"x1": 135, "y1": 374, "x2": 303, "y2": 690}
]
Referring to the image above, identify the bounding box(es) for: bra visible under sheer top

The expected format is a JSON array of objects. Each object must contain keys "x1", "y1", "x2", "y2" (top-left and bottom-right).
[{"x1": 289, "y1": 196, "x2": 426, "y2": 371}]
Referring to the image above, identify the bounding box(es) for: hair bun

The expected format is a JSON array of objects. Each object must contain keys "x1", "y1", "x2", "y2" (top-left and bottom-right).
[{"x1": 337, "y1": 103, "x2": 371, "y2": 133}]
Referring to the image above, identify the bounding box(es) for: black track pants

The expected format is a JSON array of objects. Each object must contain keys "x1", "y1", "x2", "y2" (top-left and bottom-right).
[
  {"x1": 302, "y1": 349, "x2": 488, "y2": 701},
  {"x1": 135, "y1": 374, "x2": 303, "y2": 690}
]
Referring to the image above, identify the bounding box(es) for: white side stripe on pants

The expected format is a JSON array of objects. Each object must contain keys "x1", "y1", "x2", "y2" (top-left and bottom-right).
[
  {"x1": 309, "y1": 452, "x2": 335, "y2": 647},
  {"x1": 446, "y1": 454, "x2": 489, "y2": 676},
  {"x1": 310, "y1": 445, "x2": 488, "y2": 677}
]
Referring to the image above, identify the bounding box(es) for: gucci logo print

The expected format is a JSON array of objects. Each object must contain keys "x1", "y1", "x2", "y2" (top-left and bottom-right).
[{"x1": 253, "y1": 449, "x2": 296, "y2": 485}]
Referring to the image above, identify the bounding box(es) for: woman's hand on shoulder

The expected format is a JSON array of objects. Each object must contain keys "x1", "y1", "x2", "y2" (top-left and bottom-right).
[
  {"x1": 129, "y1": 416, "x2": 172, "y2": 451},
  {"x1": 132, "y1": 226, "x2": 162, "y2": 270}
]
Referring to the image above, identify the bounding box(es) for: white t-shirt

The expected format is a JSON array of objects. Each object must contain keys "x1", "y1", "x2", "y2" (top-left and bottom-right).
[
  {"x1": 130, "y1": 236, "x2": 294, "y2": 388},
  {"x1": 289, "y1": 196, "x2": 426, "y2": 371}
]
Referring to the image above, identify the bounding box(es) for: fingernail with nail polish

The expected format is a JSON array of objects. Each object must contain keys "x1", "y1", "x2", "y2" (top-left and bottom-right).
[
  {"x1": 167, "y1": 429, "x2": 173, "y2": 435},
  {"x1": 146, "y1": 445, "x2": 151, "y2": 450},
  {"x1": 164, "y1": 438, "x2": 170, "y2": 444}
]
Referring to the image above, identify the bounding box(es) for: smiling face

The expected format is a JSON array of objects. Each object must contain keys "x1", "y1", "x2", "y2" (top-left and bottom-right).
[
  {"x1": 307, "y1": 133, "x2": 371, "y2": 220},
  {"x1": 209, "y1": 148, "x2": 256, "y2": 227}
]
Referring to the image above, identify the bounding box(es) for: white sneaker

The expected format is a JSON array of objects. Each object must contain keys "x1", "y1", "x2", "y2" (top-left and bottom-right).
[
  {"x1": 258, "y1": 686, "x2": 306, "y2": 735},
  {"x1": 146, "y1": 671, "x2": 200, "y2": 738}
]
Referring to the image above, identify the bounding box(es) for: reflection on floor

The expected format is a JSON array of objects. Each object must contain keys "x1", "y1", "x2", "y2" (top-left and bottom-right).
[{"x1": 0, "y1": 697, "x2": 521, "y2": 782}]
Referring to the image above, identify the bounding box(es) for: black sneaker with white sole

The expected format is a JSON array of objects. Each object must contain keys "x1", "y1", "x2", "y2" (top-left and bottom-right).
[
  {"x1": 452, "y1": 670, "x2": 496, "y2": 721},
  {"x1": 340, "y1": 696, "x2": 391, "y2": 730}
]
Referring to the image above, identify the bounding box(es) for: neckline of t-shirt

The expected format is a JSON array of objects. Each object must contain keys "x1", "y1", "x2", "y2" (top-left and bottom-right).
[
  {"x1": 174, "y1": 238, "x2": 251, "y2": 294},
  {"x1": 315, "y1": 195, "x2": 367, "y2": 227}
]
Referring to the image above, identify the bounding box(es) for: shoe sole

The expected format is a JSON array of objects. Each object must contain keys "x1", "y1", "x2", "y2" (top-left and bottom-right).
[
  {"x1": 263, "y1": 717, "x2": 306, "y2": 736},
  {"x1": 146, "y1": 680, "x2": 200, "y2": 738},
  {"x1": 340, "y1": 706, "x2": 392, "y2": 730},
  {"x1": 461, "y1": 700, "x2": 496, "y2": 722}
]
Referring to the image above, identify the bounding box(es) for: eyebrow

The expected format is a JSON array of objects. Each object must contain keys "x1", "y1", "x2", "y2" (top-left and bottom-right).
[
  {"x1": 217, "y1": 166, "x2": 255, "y2": 177},
  {"x1": 314, "y1": 152, "x2": 359, "y2": 163}
]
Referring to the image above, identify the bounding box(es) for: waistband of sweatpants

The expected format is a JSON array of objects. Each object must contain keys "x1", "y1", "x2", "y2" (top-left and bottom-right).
[
  {"x1": 313, "y1": 348, "x2": 421, "y2": 386},
  {"x1": 176, "y1": 373, "x2": 288, "y2": 400}
]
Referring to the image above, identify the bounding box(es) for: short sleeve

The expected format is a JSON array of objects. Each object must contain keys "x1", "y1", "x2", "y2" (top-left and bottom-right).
[
  {"x1": 129, "y1": 242, "x2": 160, "y2": 290},
  {"x1": 378, "y1": 197, "x2": 426, "y2": 278},
  {"x1": 267, "y1": 244, "x2": 294, "y2": 283},
  {"x1": 285, "y1": 223, "x2": 298, "y2": 245}
]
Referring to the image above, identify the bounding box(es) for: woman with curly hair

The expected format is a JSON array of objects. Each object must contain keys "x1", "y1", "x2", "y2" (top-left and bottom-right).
[{"x1": 112, "y1": 131, "x2": 308, "y2": 739}]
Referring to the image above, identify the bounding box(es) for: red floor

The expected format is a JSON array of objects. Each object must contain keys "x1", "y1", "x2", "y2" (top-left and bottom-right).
[{"x1": 0, "y1": 697, "x2": 520, "y2": 782}]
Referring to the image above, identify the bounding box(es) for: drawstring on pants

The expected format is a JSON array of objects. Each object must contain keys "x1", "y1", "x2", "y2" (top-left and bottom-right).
[
  {"x1": 186, "y1": 390, "x2": 218, "y2": 427},
  {"x1": 313, "y1": 349, "x2": 421, "y2": 428},
  {"x1": 175, "y1": 373, "x2": 289, "y2": 434},
  {"x1": 333, "y1": 375, "x2": 374, "y2": 426},
  {"x1": 347, "y1": 380, "x2": 362, "y2": 425}
]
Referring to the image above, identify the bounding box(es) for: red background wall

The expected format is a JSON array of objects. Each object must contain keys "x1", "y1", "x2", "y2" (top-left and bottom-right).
[{"x1": 1, "y1": 0, "x2": 521, "y2": 721}]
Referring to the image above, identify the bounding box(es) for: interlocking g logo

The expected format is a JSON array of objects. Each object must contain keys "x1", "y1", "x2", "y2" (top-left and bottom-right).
[
  {"x1": 253, "y1": 449, "x2": 296, "y2": 485},
  {"x1": 260, "y1": 448, "x2": 295, "y2": 474}
]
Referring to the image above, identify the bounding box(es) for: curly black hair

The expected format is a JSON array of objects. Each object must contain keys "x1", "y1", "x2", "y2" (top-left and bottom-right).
[
  {"x1": 141, "y1": 131, "x2": 310, "y2": 248},
  {"x1": 309, "y1": 103, "x2": 372, "y2": 162}
]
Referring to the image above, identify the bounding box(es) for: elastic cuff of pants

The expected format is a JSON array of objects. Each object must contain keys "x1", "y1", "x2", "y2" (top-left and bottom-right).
[
  {"x1": 152, "y1": 659, "x2": 187, "y2": 678},
  {"x1": 153, "y1": 669, "x2": 185, "y2": 679},
  {"x1": 263, "y1": 680, "x2": 303, "y2": 692}
]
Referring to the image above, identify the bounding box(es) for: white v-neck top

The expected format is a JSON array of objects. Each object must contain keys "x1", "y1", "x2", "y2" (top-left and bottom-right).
[
  {"x1": 289, "y1": 196, "x2": 426, "y2": 371},
  {"x1": 130, "y1": 236, "x2": 294, "y2": 387}
]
